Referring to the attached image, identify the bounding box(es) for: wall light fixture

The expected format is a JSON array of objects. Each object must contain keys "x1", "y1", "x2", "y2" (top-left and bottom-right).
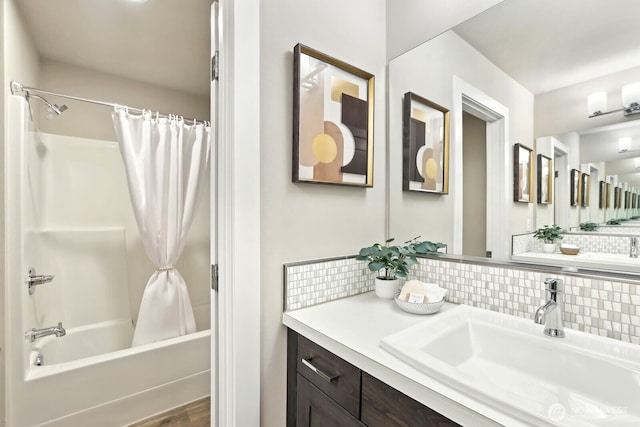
[
  {"x1": 619, "y1": 137, "x2": 632, "y2": 153},
  {"x1": 588, "y1": 82, "x2": 640, "y2": 118}
]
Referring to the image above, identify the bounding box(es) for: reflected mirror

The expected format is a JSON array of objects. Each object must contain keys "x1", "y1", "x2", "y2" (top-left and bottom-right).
[{"x1": 388, "y1": 0, "x2": 640, "y2": 273}]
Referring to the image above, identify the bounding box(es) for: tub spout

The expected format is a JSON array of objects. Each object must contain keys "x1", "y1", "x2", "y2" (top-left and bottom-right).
[{"x1": 26, "y1": 322, "x2": 66, "y2": 342}]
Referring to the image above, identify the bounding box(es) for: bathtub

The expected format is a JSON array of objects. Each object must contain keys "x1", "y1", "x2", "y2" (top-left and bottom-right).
[
  {"x1": 29, "y1": 320, "x2": 134, "y2": 367},
  {"x1": 20, "y1": 328, "x2": 211, "y2": 427},
  {"x1": 6, "y1": 95, "x2": 212, "y2": 427}
]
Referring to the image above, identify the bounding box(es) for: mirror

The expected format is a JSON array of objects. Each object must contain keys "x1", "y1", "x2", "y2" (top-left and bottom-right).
[{"x1": 388, "y1": 0, "x2": 640, "y2": 273}]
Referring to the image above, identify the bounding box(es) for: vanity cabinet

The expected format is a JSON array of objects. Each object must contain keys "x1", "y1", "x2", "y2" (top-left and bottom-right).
[{"x1": 287, "y1": 330, "x2": 460, "y2": 427}]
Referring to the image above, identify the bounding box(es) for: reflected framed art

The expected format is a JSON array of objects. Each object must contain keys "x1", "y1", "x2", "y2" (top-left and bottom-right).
[
  {"x1": 581, "y1": 173, "x2": 590, "y2": 207},
  {"x1": 292, "y1": 43, "x2": 375, "y2": 187},
  {"x1": 402, "y1": 92, "x2": 450, "y2": 193},
  {"x1": 537, "y1": 154, "x2": 552, "y2": 204},
  {"x1": 513, "y1": 143, "x2": 533, "y2": 203},
  {"x1": 570, "y1": 169, "x2": 580, "y2": 206}
]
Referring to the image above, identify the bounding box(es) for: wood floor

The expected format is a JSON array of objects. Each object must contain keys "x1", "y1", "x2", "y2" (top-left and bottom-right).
[{"x1": 127, "y1": 398, "x2": 210, "y2": 427}]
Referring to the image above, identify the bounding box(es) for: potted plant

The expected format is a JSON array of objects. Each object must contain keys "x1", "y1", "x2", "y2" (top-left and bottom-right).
[
  {"x1": 579, "y1": 221, "x2": 599, "y2": 232},
  {"x1": 533, "y1": 225, "x2": 563, "y2": 253},
  {"x1": 607, "y1": 218, "x2": 622, "y2": 225},
  {"x1": 356, "y1": 237, "x2": 445, "y2": 299}
]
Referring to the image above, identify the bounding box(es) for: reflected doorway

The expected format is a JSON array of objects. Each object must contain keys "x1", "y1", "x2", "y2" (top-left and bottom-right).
[
  {"x1": 553, "y1": 146, "x2": 569, "y2": 228},
  {"x1": 462, "y1": 112, "x2": 487, "y2": 257}
]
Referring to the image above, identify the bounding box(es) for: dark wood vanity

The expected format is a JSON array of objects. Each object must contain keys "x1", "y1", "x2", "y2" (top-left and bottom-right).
[{"x1": 287, "y1": 330, "x2": 461, "y2": 427}]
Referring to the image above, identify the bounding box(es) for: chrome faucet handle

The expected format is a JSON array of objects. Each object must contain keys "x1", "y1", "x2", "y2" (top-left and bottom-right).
[
  {"x1": 544, "y1": 277, "x2": 563, "y2": 292},
  {"x1": 630, "y1": 237, "x2": 639, "y2": 258},
  {"x1": 25, "y1": 267, "x2": 55, "y2": 295}
]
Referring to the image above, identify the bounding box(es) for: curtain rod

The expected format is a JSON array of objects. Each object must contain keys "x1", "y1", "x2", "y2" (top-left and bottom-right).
[{"x1": 9, "y1": 81, "x2": 210, "y2": 125}]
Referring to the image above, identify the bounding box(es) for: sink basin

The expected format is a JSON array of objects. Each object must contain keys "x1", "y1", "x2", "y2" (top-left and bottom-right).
[{"x1": 380, "y1": 304, "x2": 640, "y2": 426}]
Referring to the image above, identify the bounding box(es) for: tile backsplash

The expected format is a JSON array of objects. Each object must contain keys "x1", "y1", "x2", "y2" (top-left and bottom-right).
[
  {"x1": 283, "y1": 257, "x2": 371, "y2": 311},
  {"x1": 513, "y1": 232, "x2": 634, "y2": 255},
  {"x1": 284, "y1": 256, "x2": 640, "y2": 344}
]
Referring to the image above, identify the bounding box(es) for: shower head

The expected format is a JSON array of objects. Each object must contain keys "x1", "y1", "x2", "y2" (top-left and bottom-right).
[
  {"x1": 48, "y1": 103, "x2": 68, "y2": 117},
  {"x1": 25, "y1": 93, "x2": 69, "y2": 120}
]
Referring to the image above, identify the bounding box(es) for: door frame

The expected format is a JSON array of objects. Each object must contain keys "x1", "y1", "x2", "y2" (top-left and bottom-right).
[
  {"x1": 452, "y1": 77, "x2": 510, "y2": 259},
  {"x1": 215, "y1": 0, "x2": 261, "y2": 426}
]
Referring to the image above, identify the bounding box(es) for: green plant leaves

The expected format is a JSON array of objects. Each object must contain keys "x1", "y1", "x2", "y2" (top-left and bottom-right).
[
  {"x1": 356, "y1": 237, "x2": 444, "y2": 279},
  {"x1": 533, "y1": 225, "x2": 564, "y2": 244}
]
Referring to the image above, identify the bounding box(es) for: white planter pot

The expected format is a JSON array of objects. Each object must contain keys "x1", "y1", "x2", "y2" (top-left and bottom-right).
[
  {"x1": 375, "y1": 277, "x2": 400, "y2": 299},
  {"x1": 542, "y1": 243, "x2": 557, "y2": 253}
]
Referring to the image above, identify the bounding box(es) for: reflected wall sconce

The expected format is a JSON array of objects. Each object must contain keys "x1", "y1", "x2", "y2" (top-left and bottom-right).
[
  {"x1": 588, "y1": 82, "x2": 640, "y2": 118},
  {"x1": 619, "y1": 137, "x2": 632, "y2": 153}
]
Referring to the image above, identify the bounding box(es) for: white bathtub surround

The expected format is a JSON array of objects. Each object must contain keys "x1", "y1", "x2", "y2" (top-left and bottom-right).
[
  {"x1": 5, "y1": 96, "x2": 211, "y2": 426},
  {"x1": 26, "y1": 228, "x2": 134, "y2": 355},
  {"x1": 112, "y1": 108, "x2": 211, "y2": 346},
  {"x1": 284, "y1": 255, "x2": 640, "y2": 343}
]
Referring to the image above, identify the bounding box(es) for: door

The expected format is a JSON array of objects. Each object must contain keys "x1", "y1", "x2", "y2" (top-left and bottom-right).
[
  {"x1": 210, "y1": 1, "x2": 219, "y2": 425},
  {"x1": 462, "y1": 112, "x2": 487, "y2": 257}
]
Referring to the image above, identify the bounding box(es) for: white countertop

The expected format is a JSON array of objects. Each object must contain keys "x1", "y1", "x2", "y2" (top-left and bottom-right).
[
  {"x1": 512, "y1": 251, "x2": 640, "y2": 273},
  {"x1": 283, "y1": 292, "x2": 532, "y2": 427}
]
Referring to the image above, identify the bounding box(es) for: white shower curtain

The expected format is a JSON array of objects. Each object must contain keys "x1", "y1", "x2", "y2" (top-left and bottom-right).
[{"x1": 112, "y1": 108, "x2": 210, "y2": 346}]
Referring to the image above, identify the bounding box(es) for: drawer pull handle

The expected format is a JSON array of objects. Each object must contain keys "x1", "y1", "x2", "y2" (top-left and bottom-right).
[{"x1": 301, "y1": 358, "x2": 339, "y2": 382}]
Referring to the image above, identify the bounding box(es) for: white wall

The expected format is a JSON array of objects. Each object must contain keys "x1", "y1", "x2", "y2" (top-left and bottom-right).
[
  {"x1": 534, "y1": 136, "x2": 554, "y2": 228},
  {"x1": 386, "y1": 0, "x2": 504, "y2": 60},
  {"x1": 535, "y1": 65, "x2": 640, "y2": 138},
  {"x1": 2, "y1": 1, "x2": 40, "y2": 425},
  {"x1": 388, "y1": 31, "x2": 534, "y2": 253},
  {"x1": 37, "y1": 59, "x2": 209, "y2": 141},
  {"x1": 259, "y1": 0, "x2": 387, "y2": 425}
]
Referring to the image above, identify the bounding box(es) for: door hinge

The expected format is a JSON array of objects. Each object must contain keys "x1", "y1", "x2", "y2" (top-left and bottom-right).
[
  {"x1": 212, "y1": 51, "x2": 219, "y2": 81},
  {"x1": 211, "y1": 264, "x2": 219, "y2": 291}
]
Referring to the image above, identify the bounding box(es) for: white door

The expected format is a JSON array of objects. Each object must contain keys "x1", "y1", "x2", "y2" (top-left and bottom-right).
[{"x1": 210, "y1": 1, "x2": 219, "y2": 425}]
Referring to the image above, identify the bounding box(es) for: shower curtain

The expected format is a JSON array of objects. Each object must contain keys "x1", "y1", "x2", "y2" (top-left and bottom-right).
[{"x1": 112, "y1": 108, "x2": 210, "y2": 346}]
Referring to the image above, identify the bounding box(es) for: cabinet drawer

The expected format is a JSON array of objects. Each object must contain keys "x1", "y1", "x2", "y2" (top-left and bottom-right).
[
  {"x1": 297, "y1": 335, "x2": 361, "y2": 418},
  {"x1": 296, "y1": 374, "x2": 366, "y2": 427},
  {"x1": 361, "y1": 372, "x2": 461, "y2": 427}
]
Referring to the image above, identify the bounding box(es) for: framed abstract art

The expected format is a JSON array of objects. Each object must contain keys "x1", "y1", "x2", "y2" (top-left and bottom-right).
[
  {"x1": 537, "y1": 154, "x2": 552, "y2": 204},
  {"x1": 292, "y1": 43, "x2": 375, "y2": 187},
  {"x1": 514, "y1": 143, "x2": 533, "y2": 203},
  {"x1": 402, "y1": 92, "x2": 450, "y2": 194}
]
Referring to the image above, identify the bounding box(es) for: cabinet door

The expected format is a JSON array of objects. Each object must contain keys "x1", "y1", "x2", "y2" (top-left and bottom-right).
[
  {"x1": 361, "y1": 373, "x2": 461, "y2": 427},
  {"x1": 297, "y1": 374, "x2": 365, "y2": 427}
]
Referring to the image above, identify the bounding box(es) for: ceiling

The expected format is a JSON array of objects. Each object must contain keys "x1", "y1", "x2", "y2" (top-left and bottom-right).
[
  {"x1": 453, "y1": 0, "x2": 640, "y2": 186},
  {"x1": 453, "y1": 0, "x2": 640, "y2": 96},
  {"x1": 16, "y1": 0, "x2": 212, "y2": 96}
]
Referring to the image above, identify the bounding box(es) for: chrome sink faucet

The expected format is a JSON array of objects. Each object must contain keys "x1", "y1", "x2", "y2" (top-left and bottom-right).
[
  {"x1": 534, "y1": 278, "x2": 565, "y2": 338},
  {"x1": 25, "y1": 322, "x2": 66, "y2": 342},
  {"x1": 630, "y1": 237, "x2": 639, "y2": 258}
]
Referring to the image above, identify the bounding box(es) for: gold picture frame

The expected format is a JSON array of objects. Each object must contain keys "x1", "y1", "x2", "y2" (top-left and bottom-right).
[
  {"x1": 513, "y1": 143, "x2": 533, "y2": 203},
  {"x1": 292, "y1": 43, "x2": 375, "y2": 187},
  {"x1": 536, "y1": 154, "x2": 552, "y2": 204},
  {"x1": 570, "y1": 169, "x2": 580, "y2": 206},
  {"x1": 402, "y1": 92, "x2": 450, "y2": 194},
  {"x1": 581, "y1": 173, "x2": 590, "y2": 207}
]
